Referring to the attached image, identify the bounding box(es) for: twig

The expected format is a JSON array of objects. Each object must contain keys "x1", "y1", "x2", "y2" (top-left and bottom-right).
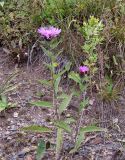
[{"x1": 27, "y1": 38, "x2": 40, "y2": 69}]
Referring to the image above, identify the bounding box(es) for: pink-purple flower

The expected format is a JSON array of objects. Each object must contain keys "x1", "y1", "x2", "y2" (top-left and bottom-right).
[
  {"x1": 79, "y1": 66, "x2": 89, "y2": 74},
  {"x1": 37, "y1": 26, "x2": 61, "y2": 40}
]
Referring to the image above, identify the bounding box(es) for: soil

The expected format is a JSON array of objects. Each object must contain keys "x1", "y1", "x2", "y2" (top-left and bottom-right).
[{"x1": 1, "y1": 48, "x2": 125, "y2": 160}]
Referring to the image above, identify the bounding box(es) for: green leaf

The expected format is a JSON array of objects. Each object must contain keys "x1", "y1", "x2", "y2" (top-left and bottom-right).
[
  {"x1": 56, "y1": 128, "x2": 63, "y2": 159},
  {"x1": 0, "y1": 101, "x2": 7, "y2": 112},
  {"x1": 42, "y1": 46, "x2": 56, "y2": 61},
  {"x1": 0, "y1": 1, "x2": 4, "y2": 7},
  {"x1": 80, "y1": 125, "x2": 107, "y2": 133},
  {"x1": 36, "y1": 140, "x2": 46, "y2": 160},
  {"x1": 50, "y1": 40, "x2": 62, "y2": 49},
  {"x1": 65, "y1": 62, "x2": 72, "y2": 71},
  {"x1": 0, "y1": 95, "x2": 8, "y2": 112},
  {"x1": 65, "y1": 117, "x2": 75, "y2": 124},
  {"x1": 54, "y1": 76, "x2": 61, "y2": 95},
  {"x1": 59, "y1": 93, "x2": 73, "y2": 114},
  {"x1": 68, "y1": 71, "x2": 81, "y2": 84},
  {"x1": 43, "y1": 62, "x2": 53, "y2": 71},
  {"x1": 70, "y1": 125, "x2": 106, "y2": 153},
  {"x1": 1, "y1": 95, "x2": 7, "y2": 104},
  {"x1": 30, "y1": 101, "x2": 52, "y2": 108},
  {"x1": 70, "y1": 131, "x2": 85, "y2": 153},
  {"x1": 54, "y1": 62, "x2": 71, "y2": 80},
  {"x1": 79, "y1": 98, "x2": 89, "y2": 112},
  {"x1": 21, "y1": 125, "x2": 52, "y2": 133},
  {"x1": 38, "y1": 79, "x2": 52, "y2": 87},
  {"x1": 54, "y1": 121, "x2": 71, "y2": 133}
]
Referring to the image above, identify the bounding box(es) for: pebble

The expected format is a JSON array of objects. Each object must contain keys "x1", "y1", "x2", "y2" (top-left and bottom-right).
[
  {"x1": 13, "y1": 112, "x2": 19, "y2": 118},
  {"x1": 18, "y1": 148, "x2": 30, "y2": 158},
  {"x1": 89, "y1": 98, "x2": 95, "y2": 105},
  {"x1": 7, "y1": 136, "x2": 12, "y2": 140},
  {"x1": 10, "y1": 125, "x2": 17, "y2": 131},
  {"x1": 5, "y1": 131, "x2": 10, "y2": 135}
]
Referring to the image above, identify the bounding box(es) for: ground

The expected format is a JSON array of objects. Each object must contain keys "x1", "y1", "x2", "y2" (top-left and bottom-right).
[{"x1": 1, "y1": 48, "x2": 125, "y2": 160}]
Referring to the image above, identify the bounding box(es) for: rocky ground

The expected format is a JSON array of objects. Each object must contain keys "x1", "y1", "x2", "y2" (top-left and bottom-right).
[{"x1": 1, "y1": 48, "x2": 125, "y2": 160}]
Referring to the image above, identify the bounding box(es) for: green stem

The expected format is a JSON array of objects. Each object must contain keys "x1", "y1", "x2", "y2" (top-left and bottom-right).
[{"x1": 51, "y1": 61, "x2": 59, "y2": 120}]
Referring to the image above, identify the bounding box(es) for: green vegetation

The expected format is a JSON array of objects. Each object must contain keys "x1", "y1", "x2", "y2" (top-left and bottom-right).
[{"x1": 1, "y1": 0, "x2": 125, "y2": 159}]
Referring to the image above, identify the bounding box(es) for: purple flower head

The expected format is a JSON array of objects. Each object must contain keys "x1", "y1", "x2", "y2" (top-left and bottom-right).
[
  {"x1": 37, "y1": 26, "x2": 61, "y2": 40},
  {"x1": 79, "y1": 66, "x2": 89, "y2": 74}
]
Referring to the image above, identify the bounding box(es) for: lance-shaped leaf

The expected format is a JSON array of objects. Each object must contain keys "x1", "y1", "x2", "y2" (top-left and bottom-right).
[
  {"x1": 70, "y1": 125, "x2": 106, "y2": 153},
  {"x1": 80, "y1": 125, "x2": 107, "y2": 133},
  {"x1": 68, "y1": 71, "x2": 81, "y2": 84},
  {"x1": 50, "y1": 40, "x2": 62, "y2": 49},
  {"x1": 21, "y1": 125, "x2": 52, "y2": 133},
  {"x1": 79, "y1": 98, "x2": 89, "y2": 112},
  {"x1": 0, "y1": 1, "x2": 4, "y2": 7},
  {"x1": 54, "y1": 76, "x2": 61, "y2": 95},
  {"x1": 42, "y1": 46, "x2": 56, "y2": 62},
  {"x1": 43, "y1": 62, "x2": 53, "y2": 71},
  {"x1": 0, "y1": 101, "x2": 7, "y2": 112},
  {"x1": 54, "y1": 62, "x2": 71, "y2": 80},
  {"x1": 58, "y1": 93, "x2": 73, "y2": 114},
  {"x1": 0, "y1": 95, "x2": 8, "y2": 112},
  {"x1": 36, "y1": 140, "x2": 46, "y2": 160},
  {"x1": 65, "y1": 117, "x2": 75, "y2": 124},
  {"x1": 56, "y1": 128, "x2": 63, "y2": 160},
  {"x1": 30, "y1": 101, "x2": 52, "y2": 108},
  {"x1": 70, "y1": 131, "x2": 85, "y2": 153},
  {"x1": 54, "y1": 121, "x2": 71, "y2": 133},
  {"x1": 38, "y1": 79, "x2": 52, "y2": 87}
]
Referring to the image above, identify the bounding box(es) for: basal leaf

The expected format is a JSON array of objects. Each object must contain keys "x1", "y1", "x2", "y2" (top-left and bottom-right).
[
  {"x1": 36, "y1": 140, "x2": 46, "y2": 160},
  {"x1": 21, "y1": 125, "x2": 52, "y2": 133},
  {"x1": 70, "y1": 131, "x2": 85, "y2": 153},
  {"x1": 38, "y1": 79, "x2": 52, "y2": 87},
  {"x1": 54, "y1": 121, "x2": 71, "y2": 133},
  {"x1": 70, "y1": 125, "x2": 106, "y2": 153},
  {"x1": 80, "y1": 125, "x2": 107, "y2": 133},
  {"x1": 65, "y1": 117, "x2": 75, "y2": 124},
  {"x1": 0, "y1": 101, "x2": 7, "y2": 112},
  {"x1": 30, "y1": 101, "x2": 52, "y2": 108}
]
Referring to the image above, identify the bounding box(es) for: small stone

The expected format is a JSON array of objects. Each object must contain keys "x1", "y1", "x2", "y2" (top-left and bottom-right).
[
  {"x1": 10, "y1": 125, "x2": 17, "y2": 131},
  {"x1": 89, "y1": 98, "x2": 95, "y2": 105},
  {"x1": 49, "y1": 122, "x2": 53, "y2": 125},
  {"x1": 5, "y1": 131, "x2": 10, "y2": 135},
  {"x1": 13, "y1": 112, "x2": 18, "y2": 118},
  {"x1": 18, "y1": 148, "x2": 30, "y2": 158},
  {"x1": 113, "y1": 118, "x2": 118, "y2": 124},
  {"x1": 7, "y1": 136, "x2": 12, "y2": 140},
  {"x1": 66, "y1": 114, "x2": 71, "y2": 118}
]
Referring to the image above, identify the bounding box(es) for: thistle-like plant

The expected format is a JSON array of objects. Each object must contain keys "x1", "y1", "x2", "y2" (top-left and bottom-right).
[{"x1": 21, "y1": 25, "x2": 106, "y2": 160}]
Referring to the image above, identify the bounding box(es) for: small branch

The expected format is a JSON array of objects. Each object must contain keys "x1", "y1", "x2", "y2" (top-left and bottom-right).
[{"x1": 27, "y1": 38, "x2": 40, "y2": 68}]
